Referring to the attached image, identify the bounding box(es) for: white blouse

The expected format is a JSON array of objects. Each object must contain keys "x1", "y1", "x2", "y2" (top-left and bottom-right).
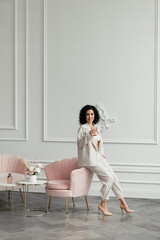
[{"x1": 93, "y1": 134, "x2": 101, "y2": 141}]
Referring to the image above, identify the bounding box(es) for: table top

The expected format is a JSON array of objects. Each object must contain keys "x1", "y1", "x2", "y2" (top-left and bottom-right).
[
  {"x1": 17, "y1": 180, "x2": 47, "y2": 186},
  {"x1": 0, "y1": 181, "x2": 17, "y2": 187}
]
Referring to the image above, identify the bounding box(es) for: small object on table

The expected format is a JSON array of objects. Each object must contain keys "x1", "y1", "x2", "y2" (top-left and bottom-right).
[
  {"x1": 7, "y1": 173, "x2": 13, "y2": 184},
  {"x1": 29, "y1": 175, "x2": 37, "y2": 183}
]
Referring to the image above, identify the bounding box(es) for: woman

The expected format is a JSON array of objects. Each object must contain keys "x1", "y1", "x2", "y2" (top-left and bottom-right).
[{"x1": 77, "y1": 105, "x2": 134, "y2": 216}]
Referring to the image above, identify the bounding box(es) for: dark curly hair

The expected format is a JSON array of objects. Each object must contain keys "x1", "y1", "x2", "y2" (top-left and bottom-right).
[{"x1": 79, "y1": 105, "x2": 100, "y2": 125}]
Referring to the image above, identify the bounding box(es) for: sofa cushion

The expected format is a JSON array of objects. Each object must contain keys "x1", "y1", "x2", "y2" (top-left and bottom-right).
[{"x1": 47, "y1": 180, "x2": 70, "y2": 190}]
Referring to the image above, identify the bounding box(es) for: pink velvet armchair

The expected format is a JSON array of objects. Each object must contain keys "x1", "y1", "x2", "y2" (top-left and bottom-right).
[
  {"x1": 0, "y1": 154, "x2": 28, "y2": 201},
  {"x1": 44, "y1": 157, "x2": 93, "y2": 214}
]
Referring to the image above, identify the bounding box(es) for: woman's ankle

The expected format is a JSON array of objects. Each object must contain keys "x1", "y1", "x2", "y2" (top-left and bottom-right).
[
  {"x1": 100, "y1": 200, "x2": 107, "y2": 208},
  {"x1": 119, "y1": 198, "x2": 126, "y2": 205}
]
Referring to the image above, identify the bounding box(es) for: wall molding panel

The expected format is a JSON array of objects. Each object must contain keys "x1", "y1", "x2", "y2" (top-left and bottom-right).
[
  {"x1": 0, "y1": 0, "x2": 28, "y2": 141},
  {"x1": 43, "y1": 0, "x2": 159, "y2": 145},
  {"x1": 0, "y1": 0, "x2": 17, "y2": 130}
]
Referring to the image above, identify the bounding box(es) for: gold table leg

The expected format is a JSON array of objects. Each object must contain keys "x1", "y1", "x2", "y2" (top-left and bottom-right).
[
  {"x1": 66, "y1": 197, "x2": 68, "y2": 214},
  {"x1": 4, "y1": 186, "x2": 14, "y2": 215},
  {"x1": 11, "y1": 186, "x2": 14, "y2": 215},
  {"x1": 24, "y1": 185, "x2": 27, "y2": 216},
  {"x1": 6, "y1": 187, "x2": 8, "y2": 208},
  {"x1": 8, "y1": 190, "x2": 10, "y2": 200},
  {"x1": 19, "y1": 188, "x2": 24, "y2": 203}
]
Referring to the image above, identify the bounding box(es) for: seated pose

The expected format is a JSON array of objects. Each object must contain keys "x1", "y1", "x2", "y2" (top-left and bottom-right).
[{"x1": 77, "y1": 105, "x2": 134, "y2": 216}]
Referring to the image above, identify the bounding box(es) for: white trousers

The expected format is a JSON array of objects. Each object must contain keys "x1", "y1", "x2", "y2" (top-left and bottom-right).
[{"x1": 87, "y1": 155, "x2": 124, "y2": 201}]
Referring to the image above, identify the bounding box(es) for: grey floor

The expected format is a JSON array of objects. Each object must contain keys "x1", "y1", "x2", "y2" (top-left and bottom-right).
[{"x1": 0, "y1": 192, "x2": 160, "y2": 240}]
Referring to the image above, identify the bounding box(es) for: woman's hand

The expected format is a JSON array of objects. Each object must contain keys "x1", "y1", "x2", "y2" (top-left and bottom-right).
[
  {"x1": 90, "y1": 126, "x2": 98, "y2": 136},
  {"x1": 102, "y1": 155, "x2": 106, "y2": 159}
]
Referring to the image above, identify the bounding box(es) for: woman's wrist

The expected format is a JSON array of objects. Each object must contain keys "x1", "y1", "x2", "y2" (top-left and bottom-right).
[{"x1": 90, "y1": 130, "x2": 98, "y2": 136}]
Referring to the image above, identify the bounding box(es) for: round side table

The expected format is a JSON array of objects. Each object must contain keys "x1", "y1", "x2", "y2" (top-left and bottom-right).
[{"x1": 18, "y1": 180, "x2": 48, "y2": 217}]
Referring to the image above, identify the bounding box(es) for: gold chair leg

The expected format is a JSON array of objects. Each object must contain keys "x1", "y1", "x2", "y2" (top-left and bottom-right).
[
  {"x1": 48, "y1": 196, "x2": 52, "y2": 209},
  {"x1": 19, "y1": 188, "x2": 24, "y2": 203},
  {"x1": 66, "y1": 197, "x2": 69, "y2": 214},
  {"x1": 85, "y1": 196, "x2": 89, "y2": 210},
  {"x1": 72, "y1": 197, "x2": 75, "y2": 207}
]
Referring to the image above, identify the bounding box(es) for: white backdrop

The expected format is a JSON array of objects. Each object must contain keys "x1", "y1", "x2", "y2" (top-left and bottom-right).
[{"x1": 0, "y1": 0, "x2": 160, "y2": 199}]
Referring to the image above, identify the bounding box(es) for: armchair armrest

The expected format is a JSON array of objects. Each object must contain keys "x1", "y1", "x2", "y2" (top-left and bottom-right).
[{"x1": 70, "y1": 167, "x2": 93, "y2": 197}]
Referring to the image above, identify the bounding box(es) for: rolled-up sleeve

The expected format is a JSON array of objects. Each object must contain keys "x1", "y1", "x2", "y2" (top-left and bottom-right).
[{"x1": 77, "y1": 126, "x2": 92, "y2": 149}]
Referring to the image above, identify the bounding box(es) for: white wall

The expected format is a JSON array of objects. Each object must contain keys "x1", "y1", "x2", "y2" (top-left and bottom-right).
[{"x1": 0, "y1": 0, "x2": 160, "y2": 199}]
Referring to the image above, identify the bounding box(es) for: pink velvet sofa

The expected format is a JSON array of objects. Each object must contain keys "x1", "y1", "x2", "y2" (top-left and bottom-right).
[
  {"x1": 45, "y1": 157, "x2": 93, "y2": 214},
  {"x1": 0, "y1": 155, "x2": 28, "y2": 196}
]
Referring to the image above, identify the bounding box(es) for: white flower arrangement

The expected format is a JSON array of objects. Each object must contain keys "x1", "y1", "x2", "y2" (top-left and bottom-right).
[{"x1": 27, "y1": 163, "x2": 42, "y2": 175}]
